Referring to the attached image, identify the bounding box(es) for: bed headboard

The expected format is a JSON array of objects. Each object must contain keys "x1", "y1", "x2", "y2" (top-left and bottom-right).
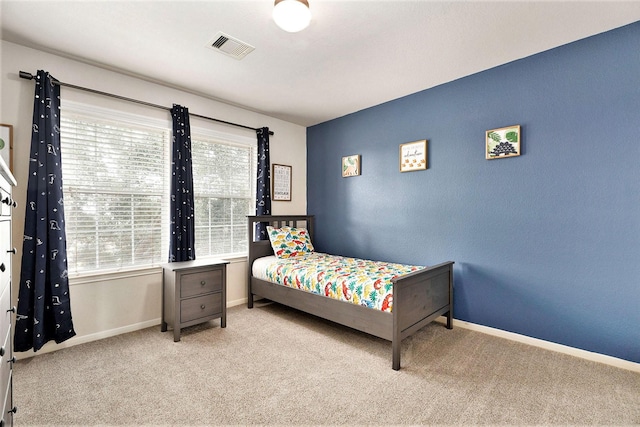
[{"x1": 247, "y1": 215, "x2": 315, "y2": 268}]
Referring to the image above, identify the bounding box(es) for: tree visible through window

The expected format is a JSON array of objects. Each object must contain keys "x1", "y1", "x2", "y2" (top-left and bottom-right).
[
  {"x1": 191, "y1": 135, "x2": 256, "y2": 257},
  {"x1": 60, "y1": 106, "x2": 256, "y2": 275},
  {"x1": 61, "y1": 114, "x2": 168, "y2": 274}
]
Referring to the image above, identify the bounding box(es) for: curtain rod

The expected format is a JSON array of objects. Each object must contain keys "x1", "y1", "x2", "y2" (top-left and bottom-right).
[{"x1": 18, "y1": 71, "x2": 273, "y2": 136}]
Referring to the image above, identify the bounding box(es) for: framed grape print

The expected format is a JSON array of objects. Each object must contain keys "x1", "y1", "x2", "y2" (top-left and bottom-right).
[{"x1": 486, "y1": 125, "x2": 521, "y2": 159}]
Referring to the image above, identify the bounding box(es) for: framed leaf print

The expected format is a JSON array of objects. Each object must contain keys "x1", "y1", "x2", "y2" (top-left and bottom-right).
[
  {"x1": 486, "y1": 125, "x2": 521, "y2": 159},
  {"x1": 342, "y1": 154, "x2": 361, "y2": 177}
]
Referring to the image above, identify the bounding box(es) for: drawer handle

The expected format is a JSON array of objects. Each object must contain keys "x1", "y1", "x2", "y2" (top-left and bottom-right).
[
  {"x1": 7, "y1": 306, "x2": 16, "y2": 313},
  {"x1": 7, "y1": 248, "x2": 16, "y2": 254},
  {"x1": 7, "y1": 356, "x2": 15, "y2": 364},
  {"x1": 200, "y1": 304, "x2": 206, "y2": 310},
  {"x1": 0, "y1": 263, "x2": 4, "y2": 272},
  {"x1": 1, "y1": 196, "x2": 9, "y2": 205},
  {"x1": 8, "y1": 406, "x2": 17, "y2": 414},
  {"x1": 0, "y1": 346, "x2": 4, "y2": 357}
]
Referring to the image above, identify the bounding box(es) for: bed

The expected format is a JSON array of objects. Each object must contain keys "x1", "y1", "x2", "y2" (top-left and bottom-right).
[{"x1": 247, "y1": 215, "x2": 454, "y2": 370}]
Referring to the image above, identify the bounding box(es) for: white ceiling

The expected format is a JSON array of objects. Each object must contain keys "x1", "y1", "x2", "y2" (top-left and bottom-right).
[{"x1": 2, "y1": 1, "x2": 640, "y2": 127}]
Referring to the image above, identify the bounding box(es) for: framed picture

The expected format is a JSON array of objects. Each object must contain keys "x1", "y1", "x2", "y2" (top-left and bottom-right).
[
  {"x1": 0, "y1": 124, "x2": 13, "y2": 172},
  {"x1": 342, "y1": 154, "x2": 361, "y2": 177},
  {"x1": 399, "y1": 140, "x2": 427, "y2": 172},
  {"x1": 486, "y1": 125, "x2": 521, "y2": 159},
  {"x1": 272, "y1": 164, "x2": 292, "y2": 201}
]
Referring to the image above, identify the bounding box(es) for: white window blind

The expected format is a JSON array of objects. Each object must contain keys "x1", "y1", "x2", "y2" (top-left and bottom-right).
[
  {"x1": 59, "y1": 104, "x2": 257, "y2": 276},
  {"x1": 60, "y1": 113, "x2": 170, "y2": 274},
  {"x1": 191, "y1": 134, "x2": 256, "y2": 257}
]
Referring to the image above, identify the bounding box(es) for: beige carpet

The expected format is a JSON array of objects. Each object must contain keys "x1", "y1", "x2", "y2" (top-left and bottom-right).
[{"x1": 13, "y1": 302, "x2": 640, "y2": 426}]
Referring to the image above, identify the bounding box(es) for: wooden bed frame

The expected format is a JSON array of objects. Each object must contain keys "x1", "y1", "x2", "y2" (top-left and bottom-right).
[{"x1": 247, "y1": 215, "x2": 454, "y2": 370}]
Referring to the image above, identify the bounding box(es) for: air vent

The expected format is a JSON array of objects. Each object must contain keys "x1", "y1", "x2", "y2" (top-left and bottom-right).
[{"x1": 207, "y1": 32, "x2": 255, "y2": 60}]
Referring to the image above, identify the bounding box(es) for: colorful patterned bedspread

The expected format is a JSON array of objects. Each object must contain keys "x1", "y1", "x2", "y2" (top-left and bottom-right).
[{"x1": 261, "y1": 252, "x2": 423, "y2": 312}]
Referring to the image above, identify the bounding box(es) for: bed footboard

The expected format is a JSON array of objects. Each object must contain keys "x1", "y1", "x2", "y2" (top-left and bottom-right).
[{"x1": 391, "y1": 261, "x2": 454, "y2": 370}]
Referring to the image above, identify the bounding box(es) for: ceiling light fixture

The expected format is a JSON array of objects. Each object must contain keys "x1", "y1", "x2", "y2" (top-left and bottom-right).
[{"x1": 273, "y1": 0, "x2": 311, "y2": 33}]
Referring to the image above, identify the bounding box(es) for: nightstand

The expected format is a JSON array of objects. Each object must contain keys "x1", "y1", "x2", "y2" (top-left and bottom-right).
[{"x1": 161, "y1": 259, "x2": 228, "y2": 342}]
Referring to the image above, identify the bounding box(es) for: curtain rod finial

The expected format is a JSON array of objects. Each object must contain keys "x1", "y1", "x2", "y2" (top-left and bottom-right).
[{"x1": 19, "y1": 71, "x2": 34, "y2": 80}]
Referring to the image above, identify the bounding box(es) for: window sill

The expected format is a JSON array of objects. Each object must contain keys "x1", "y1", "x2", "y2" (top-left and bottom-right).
[
  {"x1": 69, "y1": 265, "x2": 164, "y2": 286},
  {"x1": 68, "y1": 253, "x2": 249, "y2": 285}
]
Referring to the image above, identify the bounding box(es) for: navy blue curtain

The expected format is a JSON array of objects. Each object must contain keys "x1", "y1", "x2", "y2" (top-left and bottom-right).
[
  {"x1": 255, "y1": 127, "x2": 271, "y2": 240},
  {"x1": 14, "y1": 70, "x2": 75, "y2": 352},
  {"x1": 169, "y1": 104, "x2": 195, "y2": 262}
]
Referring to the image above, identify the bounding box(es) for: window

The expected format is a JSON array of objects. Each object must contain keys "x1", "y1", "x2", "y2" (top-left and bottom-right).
[
  {"x1": 60, "y1": 109, "x2": 170, "y2": 274},
  {"x1": 191, "y1": 133, "x2": 256, "y2": 257},
  {"x1": 60, "y1": 103, "x2": 256, "y2": 276}
]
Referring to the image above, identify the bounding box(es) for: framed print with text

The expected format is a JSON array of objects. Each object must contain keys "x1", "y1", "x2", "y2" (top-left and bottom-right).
[
  {"x1": 272, "y1": 164, "x2": 292, "y2": 201},
  {"x1": 399, "y1": 140, "x2": 427, "y2": 172}
]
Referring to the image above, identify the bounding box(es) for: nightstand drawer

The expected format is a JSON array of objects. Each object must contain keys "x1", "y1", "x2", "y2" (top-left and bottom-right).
[
  {"x1": 180, "y1": 293, "x2": 222, "y2": 323},
  {"x1": 180, "y1": 269, "x2": 223, "y2": 298}
]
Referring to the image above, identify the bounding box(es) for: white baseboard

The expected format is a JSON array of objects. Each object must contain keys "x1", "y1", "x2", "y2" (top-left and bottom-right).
[
  {"x1": 16, "y1": 301, "x2": 251, "y2": 361},
  {"x1": 15, "y1": 318, "x2": 161, "y2": 361},
  {"x1": 438, "y1": 316, "x2": 640, "y2": 373},
  {"x1": 16, "y1": 310, "x2": 638, "y2": 374},
  {"x1": 227, "y1": 297, "x2": 248, "y2": 308}
]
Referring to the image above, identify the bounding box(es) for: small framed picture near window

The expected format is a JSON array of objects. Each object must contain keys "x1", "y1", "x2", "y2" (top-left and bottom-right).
[
  {"x1": 272, "y1": 164, "x2": 292, "y2": 201},
  {"x1": 486, "y1": 125, "x2": 521, "y2": 159},
  {"x1": 399, "y1": 140, "x2": 427, "y2": 172},
  {"x1": 0, "y1": 124, "x2": 13, "y2": 172},
  {"x1": 342, "y1": 154, "x2": 361, "y2": 177}
]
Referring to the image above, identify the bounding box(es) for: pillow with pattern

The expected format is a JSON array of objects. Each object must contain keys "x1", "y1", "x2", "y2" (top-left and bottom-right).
[{"x1": 266, "y1": 226, "x2": 314, "y2": 259}]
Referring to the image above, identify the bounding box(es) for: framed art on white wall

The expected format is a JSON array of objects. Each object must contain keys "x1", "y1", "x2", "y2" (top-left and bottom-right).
[
  {"x1": 272, "y1": 163, "x2": 292, "y2": 201},
  {"x1": 0, "y1": 124, "x2": 13, "y2": 171}
]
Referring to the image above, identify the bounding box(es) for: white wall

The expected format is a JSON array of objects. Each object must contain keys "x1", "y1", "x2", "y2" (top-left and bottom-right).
[{"x1": 0, "y1": 40, "x2": 307, "y2": 358}]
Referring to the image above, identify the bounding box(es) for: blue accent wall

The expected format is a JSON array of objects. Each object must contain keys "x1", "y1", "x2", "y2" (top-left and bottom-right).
[{"x1": 307, "y1": 22, "x2": 640, "y2": 363}]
